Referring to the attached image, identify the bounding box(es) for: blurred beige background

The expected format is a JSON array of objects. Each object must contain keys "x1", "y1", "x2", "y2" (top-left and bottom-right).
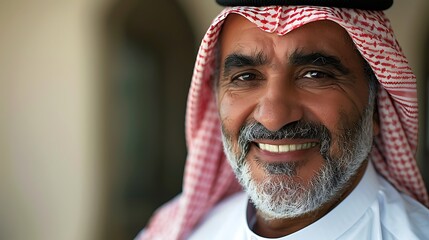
[{"x1": 0, "y1": 1, "x2": 428, "y2": 239}]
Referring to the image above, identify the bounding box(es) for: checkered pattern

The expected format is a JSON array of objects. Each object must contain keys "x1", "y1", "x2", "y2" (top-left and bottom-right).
[{"x1": 140, "y1": 6, "x2": 428, "y2": 240}]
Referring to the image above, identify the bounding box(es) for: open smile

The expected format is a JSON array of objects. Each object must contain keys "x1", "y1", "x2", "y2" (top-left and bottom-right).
[{"x1": 257, "y1": 142, "x2": 318, "y2": 153}]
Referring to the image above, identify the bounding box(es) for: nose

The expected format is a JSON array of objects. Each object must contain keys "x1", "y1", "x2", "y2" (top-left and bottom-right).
[{"x1": 253, "y1": 82, "x2": 303, "y2": 132}]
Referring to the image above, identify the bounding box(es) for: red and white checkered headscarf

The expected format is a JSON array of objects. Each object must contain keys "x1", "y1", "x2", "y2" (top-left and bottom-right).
[{"x1": 140, "y1": 6, "x2": 429, "y2": 240}]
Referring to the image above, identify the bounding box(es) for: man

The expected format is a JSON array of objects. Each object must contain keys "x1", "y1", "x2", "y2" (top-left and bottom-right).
[{"x1": 139, "y1": 1, "x2": 429, "y2": 239}]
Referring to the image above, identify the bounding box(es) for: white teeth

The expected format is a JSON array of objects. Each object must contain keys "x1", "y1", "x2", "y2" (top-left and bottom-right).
[
  {"x1": 258, "y1": 142, "x2": 317, "y2": 153},
  {"x1": 279, "y1": 145, "x2": 289, "y2": 152},
  {"x1": 267, "y1": 144, "x2": 278, "y2": 152}
]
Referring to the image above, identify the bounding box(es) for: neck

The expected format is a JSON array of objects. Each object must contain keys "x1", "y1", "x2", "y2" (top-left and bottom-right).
[{"x1": 253, "y1": 161, "x2": 368, "y2": 238}]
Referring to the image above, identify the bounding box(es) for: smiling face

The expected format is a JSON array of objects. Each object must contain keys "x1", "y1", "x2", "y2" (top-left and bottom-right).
[{"x1": 217, "y1": 15, "x2": 379, "y2": 220}]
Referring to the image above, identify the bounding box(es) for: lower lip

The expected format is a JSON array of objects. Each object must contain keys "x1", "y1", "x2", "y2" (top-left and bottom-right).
[{"x1": 251, "y1": 143, "x2": 319, "y2": 163}]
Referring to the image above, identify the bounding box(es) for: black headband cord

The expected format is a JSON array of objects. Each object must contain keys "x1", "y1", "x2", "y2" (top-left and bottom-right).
[{"x1": 215, "y1": 0, "x2": 393, "y2": 11}]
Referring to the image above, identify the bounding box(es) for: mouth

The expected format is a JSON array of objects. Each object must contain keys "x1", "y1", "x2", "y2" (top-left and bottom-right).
[{"x1": 256, "y1": 142, "x2": 318, "y2": 153}]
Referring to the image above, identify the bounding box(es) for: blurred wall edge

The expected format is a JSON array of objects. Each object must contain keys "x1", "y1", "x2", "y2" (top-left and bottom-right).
[
  {"x1": 0, "y1": 1, "x2": 111, "y2": 240},
  {"x1": 0, "y1": 1, "x2": 427, "y2": 240}
]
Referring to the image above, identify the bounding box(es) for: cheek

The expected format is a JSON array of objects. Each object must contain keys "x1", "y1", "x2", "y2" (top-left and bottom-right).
[
  {"x1": 218, "y1": 90, "x2": 258, "y2": 137},
  {"x1": 304, "y1": 85, "x2": 365, "y2": 123},
  {"x1": 304, "y1": 97, "x2": 345, "y2": 130},
  {"x1": 303, "y1": 91, "x2": 363, "y2": 152}
]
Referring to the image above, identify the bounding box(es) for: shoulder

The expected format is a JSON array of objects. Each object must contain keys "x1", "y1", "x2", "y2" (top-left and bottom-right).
[
  {"x1": 376, "y1": 175, "x2": 429, "y2": 239},
  {"x1": 187, "y1": 191, "x2": 247, "y2": 239}
]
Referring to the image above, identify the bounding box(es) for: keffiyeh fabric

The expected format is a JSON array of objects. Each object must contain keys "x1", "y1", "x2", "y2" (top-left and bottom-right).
[{"x1": 140, "y1": 6, "x2": 429, "y2": 240}]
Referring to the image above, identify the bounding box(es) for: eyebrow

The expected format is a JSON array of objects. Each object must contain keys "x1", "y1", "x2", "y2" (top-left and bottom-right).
[
  {"x1": 222, "y1": 51, "x2": 268, "y2": 77},
  {"x1": 290, "y1": 50, "x2": 350, "y2": 75},
  {"x1": 222, "y1": 50, "x2": 351, "y2": 78}
]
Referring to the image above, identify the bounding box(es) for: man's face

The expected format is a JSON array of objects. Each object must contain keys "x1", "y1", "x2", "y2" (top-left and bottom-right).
[{"x1": 217, "y1": 15, "x2": 379, "y2": 219}]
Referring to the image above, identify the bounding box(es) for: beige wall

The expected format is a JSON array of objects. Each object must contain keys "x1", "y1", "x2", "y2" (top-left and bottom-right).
[{"x1": 0, "y1": 1, "x2": 109, "y2": 239}]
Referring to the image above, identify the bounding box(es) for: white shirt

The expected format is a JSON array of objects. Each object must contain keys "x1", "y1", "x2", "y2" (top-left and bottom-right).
[{"x1": 188, "y1": 162, "x2": 429, "y2": 239}]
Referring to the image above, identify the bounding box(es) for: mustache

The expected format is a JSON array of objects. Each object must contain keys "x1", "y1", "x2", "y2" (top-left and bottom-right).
[
  {"x1": 239, "y1": 120, "x2": 331, "y2": 142},
  {"x1": 233, "y1": 120, "x2": 332, "y2": 161}
]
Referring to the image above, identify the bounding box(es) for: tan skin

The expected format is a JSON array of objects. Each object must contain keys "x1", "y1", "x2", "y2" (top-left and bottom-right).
[{"x1": 217, "y1": 15, "x2": 380, "y2": 238}]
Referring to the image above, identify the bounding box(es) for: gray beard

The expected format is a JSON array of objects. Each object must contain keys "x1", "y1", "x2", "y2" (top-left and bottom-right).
[{"x1": 221, "y1": 104, "x2": 375, "y2": 220}]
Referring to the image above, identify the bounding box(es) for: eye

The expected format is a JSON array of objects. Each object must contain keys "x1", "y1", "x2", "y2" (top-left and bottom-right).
[
  {"x1": 233, "y1": 72, "x2": 257, "y2": 81},
  {"x1": 302, "y1": 71, "x2": 331, "y2": 79}
]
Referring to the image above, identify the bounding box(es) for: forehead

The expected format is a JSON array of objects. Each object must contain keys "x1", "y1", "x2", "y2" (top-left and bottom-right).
[{"x1": 219, "y1": 14, "x2": 357, "y2": 59}]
